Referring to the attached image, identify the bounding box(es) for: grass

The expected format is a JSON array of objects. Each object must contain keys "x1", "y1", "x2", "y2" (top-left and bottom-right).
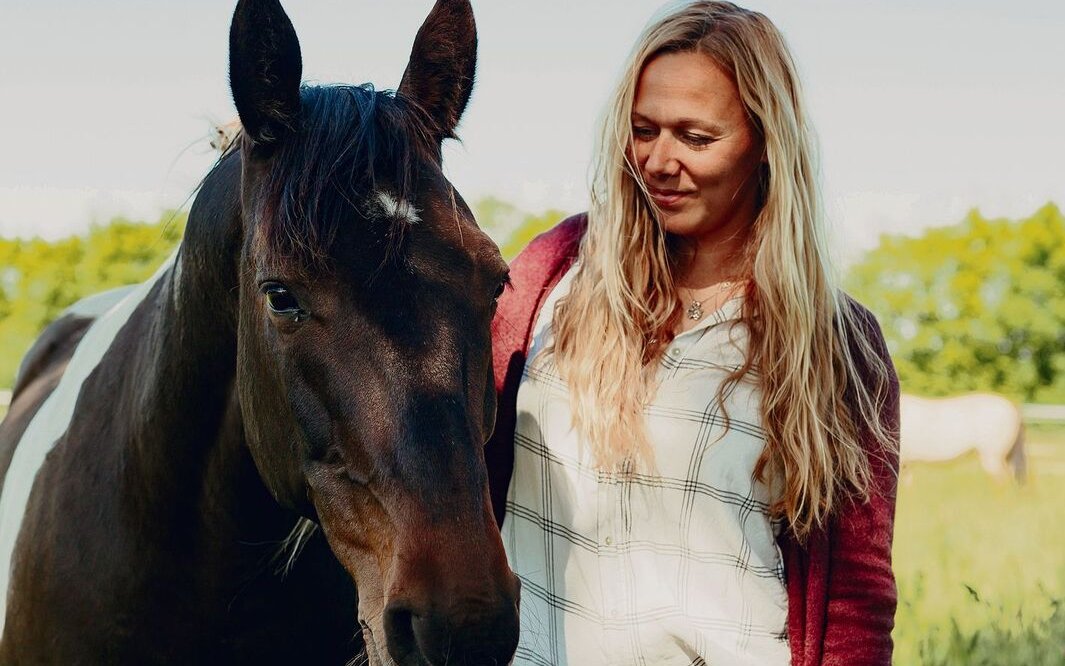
[{"x1": 892, "y1": 424, "x2": 1065, "y2": 664}]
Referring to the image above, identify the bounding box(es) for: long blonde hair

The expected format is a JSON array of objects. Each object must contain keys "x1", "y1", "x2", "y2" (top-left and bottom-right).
[{"x1": 548, "y1": 0, "x2": 896, "y2": 541}]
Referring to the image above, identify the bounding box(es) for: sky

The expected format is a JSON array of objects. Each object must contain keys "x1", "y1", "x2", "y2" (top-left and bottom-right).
[{"x1": 1, "y1": 0, "x2": 1063, "y2": 260}]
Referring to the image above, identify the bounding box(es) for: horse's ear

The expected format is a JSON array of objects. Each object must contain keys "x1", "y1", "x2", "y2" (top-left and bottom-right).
[
  {"x1": 229, "y1": 0, "x2": 303, "y2": 155},
  {"x1": 397, "y1": 0, "x2": 477, "y2": 156}
]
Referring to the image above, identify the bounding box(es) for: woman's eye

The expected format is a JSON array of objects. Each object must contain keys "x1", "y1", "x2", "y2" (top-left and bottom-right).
[
  {"x1": 684, "y1": 133, "x2": 714, "y2": 146},
  {"x1": 632, "y1": 126, "x2": 656, "y2": 139}
]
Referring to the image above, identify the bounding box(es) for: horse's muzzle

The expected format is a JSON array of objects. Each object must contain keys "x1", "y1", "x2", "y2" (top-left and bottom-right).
[{"x1": 383, "y1": 583, "x2": 521, "y2": 666}]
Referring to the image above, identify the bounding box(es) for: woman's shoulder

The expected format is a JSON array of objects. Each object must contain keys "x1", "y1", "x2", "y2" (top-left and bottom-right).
[
  {"x1": 508, "y1": 213, "x2": 587, "y2": 274},
  {"x1": 836, "y1": 293, "x2": 895, "y2": 379},
  {"x1": 836, "y1": 293, "x2": 901, "y2": 481},
  {"x1": 839, "y1": 294, "x2": 880, "y2": 332},
  {"x1": 498, "y1": 213, "x2": 587, "y2": 313},
  {"x1": 492, "y1": 214, "x2": 588, "y2": 356}
]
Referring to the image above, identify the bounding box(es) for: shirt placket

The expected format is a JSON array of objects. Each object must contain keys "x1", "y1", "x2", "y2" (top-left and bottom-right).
[{"x1": 596, "y1": 467, "x2": 627, "y2": 657}]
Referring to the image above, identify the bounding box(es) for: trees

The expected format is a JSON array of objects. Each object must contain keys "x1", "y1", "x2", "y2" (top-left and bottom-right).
[
  {"x1": 472, "y1": 197, "x2": 569, "y2": 261},
  {"x1": 499, "y1": 209, "x2": 569, "y2": 261},
  {"x1": 0, "y1": 213, "x2": 185, "y2": 388},
  {"x1": 846, "y1": 203, "x2": 1065, "y2": 402}
]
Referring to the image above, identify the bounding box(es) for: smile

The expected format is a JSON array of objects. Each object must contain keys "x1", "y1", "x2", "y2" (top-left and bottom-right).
[{"x1": 647, "y1": 187, "x2": 693, "y2": 208}]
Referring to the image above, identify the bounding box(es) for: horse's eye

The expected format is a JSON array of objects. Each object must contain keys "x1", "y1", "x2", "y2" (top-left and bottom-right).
[
  {"x1": 262, "y1": 283, "x2": 306, "y2": 320},
  {"x1": 493, "y1": 275, "x2": 511, "y2": 301}
]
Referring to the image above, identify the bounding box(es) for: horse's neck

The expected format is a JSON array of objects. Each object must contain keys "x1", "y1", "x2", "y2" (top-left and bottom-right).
[{"x1": 120, "y1": 154, "x2": 281, "y2": 540}]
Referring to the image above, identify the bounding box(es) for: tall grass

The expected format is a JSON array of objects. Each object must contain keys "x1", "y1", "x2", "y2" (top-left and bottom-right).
[{"x1": 893, "y1": 425, "x2": 1065, "y2": 664}]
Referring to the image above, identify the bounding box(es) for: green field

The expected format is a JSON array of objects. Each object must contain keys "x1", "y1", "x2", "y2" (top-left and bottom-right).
[
  {"x1": 0, "y1": 398, "x2": 1062, "y2": 663},
  {"x1": 893, "y1": 424, "x2": 1065, "y2": 665}
]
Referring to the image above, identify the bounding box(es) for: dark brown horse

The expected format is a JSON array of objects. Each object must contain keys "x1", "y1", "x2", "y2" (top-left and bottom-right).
[{"x1": 0, "y1": 1, "x2": 519, "y2": 664}]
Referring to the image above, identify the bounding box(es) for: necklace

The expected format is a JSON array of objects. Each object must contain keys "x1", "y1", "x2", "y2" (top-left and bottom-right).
[{"x1": 685, "y1": 280, "x2": 738, "y2": 321}]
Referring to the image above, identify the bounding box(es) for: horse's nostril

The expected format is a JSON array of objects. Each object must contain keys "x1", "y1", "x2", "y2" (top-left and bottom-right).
[
  {"x1": 408, "y1": 606, "x2": 520, "y2": 666},
  {"x1": 384, "y1": 588, "x2": 520, "y2": 665},
  {"x1": 383, "y1": 602, "x2": 418, "y2": 664}
]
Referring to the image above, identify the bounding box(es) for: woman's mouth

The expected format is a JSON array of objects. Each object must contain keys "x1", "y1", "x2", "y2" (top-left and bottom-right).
[{"x1": 647, "y1": 187, "x2": 693, "y2": 209}]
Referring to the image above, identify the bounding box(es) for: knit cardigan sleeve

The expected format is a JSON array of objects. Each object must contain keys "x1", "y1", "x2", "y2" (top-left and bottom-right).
[{"x1": 820, "y1": 299, "x2": 901, "y2": 665}]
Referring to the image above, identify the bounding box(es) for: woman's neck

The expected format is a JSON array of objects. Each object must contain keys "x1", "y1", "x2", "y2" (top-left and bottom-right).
[{"x1": 673, "y1": 222, "x2": 752, "y2": 290}]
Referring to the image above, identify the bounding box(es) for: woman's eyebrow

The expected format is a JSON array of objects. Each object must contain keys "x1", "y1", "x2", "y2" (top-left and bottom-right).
[
  {"x1": 631, "y1": 111, "x2": 725, "y2": 134},
  {"x1": 677, "y1": 119, "x2": 726, "y2": 134}
]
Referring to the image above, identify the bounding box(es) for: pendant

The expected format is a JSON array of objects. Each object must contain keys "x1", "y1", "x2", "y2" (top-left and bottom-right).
[{"x1": 686, "y1": 300, "x2": 704, "y2": 321}]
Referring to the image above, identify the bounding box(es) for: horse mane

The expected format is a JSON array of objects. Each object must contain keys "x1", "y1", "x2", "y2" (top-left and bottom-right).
[{"x1": 251, "y1": 84, "x2": 430, "y2": 276}]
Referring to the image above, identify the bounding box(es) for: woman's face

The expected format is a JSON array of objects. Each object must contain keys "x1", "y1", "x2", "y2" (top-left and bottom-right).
[{"x1": 632, "y1": 50, "x2": 765, "y2": 245}]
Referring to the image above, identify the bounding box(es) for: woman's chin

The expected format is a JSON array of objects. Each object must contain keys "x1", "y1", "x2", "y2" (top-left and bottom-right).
[{"x1": 660, "y1": 209, "x2": 710, "y2": 238}]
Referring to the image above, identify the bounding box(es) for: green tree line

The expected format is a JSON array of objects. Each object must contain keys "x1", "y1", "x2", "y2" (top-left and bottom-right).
[
  {"x1": 0, "y1": 213, "x2": 186, "y2": 388},
  {"x1": 846, "y1": 203, "x2": 1065, "y2": 403},
  {"x1": 1, "y1": 202, "x2": 1062, "y2": 403}
]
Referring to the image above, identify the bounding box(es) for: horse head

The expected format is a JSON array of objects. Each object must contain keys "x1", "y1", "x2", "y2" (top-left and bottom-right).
[{"x1": 228, "y1": 1, "x2": 518, "y2": 663}]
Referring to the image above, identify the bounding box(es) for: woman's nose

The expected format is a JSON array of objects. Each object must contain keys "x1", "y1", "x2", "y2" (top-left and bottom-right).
[{"x1": 642, "y1": 135, "x2": 681, "y2": 179}]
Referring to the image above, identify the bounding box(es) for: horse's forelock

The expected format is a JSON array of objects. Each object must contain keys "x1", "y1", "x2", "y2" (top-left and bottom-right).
[{"x1": 250, "y1": 84, "x2": 429, "y2": 278}]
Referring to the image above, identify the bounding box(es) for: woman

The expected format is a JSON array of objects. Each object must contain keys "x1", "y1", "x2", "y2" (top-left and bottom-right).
[{"x1": 486, "y1": 2, "x2": 899, "y2": 665}]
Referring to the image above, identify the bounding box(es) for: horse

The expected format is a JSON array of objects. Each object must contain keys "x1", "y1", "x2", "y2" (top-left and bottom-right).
[
  {"x1": 899, "y1": 392, "x2": 1027, "y2": 482},
  {"x1": 0, "y1": 1, "x2": 520, "y2": 664}
]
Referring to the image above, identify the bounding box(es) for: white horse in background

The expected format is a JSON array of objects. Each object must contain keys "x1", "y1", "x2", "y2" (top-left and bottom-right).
[{"x1": 900, "y1": 393, "x2": 1027, "y2": 482}]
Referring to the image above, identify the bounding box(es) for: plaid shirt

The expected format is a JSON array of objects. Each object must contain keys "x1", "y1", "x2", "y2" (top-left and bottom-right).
[
  {"x1": 487, "y1": 214, "x2": 900, "y2": 666},
  {"x1": 502, "y1": 266, "x2": 791, "y2": 665}
]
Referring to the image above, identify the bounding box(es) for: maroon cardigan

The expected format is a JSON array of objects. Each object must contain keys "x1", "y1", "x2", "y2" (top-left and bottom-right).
[{"x1": 485, "y1": 214, "x2": 901, "y2": 666}]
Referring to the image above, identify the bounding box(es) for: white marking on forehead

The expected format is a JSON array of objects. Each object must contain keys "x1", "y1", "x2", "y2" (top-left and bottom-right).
[
  {"x1": 375, "y1": 190, "x2": 421, "y2": 225},
  {"x1": 0, "y1": 251, "x2": 176, "y2": 633}
]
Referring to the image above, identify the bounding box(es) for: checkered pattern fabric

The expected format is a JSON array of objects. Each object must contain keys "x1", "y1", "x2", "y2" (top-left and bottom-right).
[{"x1": 501, "y1": 266, "x2": 791, "y2": 665}]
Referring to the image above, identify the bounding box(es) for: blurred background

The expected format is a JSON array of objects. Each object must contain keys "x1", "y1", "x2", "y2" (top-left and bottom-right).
[{"x1": 1, "y1": 1, "x2": 1063, "y2": 663}]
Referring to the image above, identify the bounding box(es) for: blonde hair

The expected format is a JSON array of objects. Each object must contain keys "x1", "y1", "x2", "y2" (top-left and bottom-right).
[{"x1": 548, "y1": 0, "x2": 896, "y2": 541}]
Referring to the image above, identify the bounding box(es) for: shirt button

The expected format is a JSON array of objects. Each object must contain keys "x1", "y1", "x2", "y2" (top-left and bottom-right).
[
  {"x1": 669, "y1": 347, "x2": 682, "y2": 357},
  {"x1": 604, "y1": 536, "x2": 613, "y2": 546}
]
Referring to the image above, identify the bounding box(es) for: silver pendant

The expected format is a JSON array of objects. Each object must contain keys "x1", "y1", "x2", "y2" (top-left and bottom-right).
[{"x1": 686, "y1": 300, "x2": 703, "y2": 321}]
